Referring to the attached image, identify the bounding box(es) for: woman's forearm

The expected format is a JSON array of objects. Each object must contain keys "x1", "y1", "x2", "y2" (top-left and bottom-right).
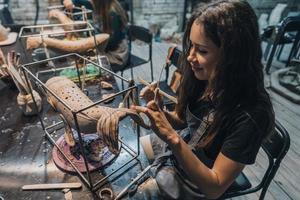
[
  {"x1": 131, "y1": 103, "x2": 241, "y2": 199},
  {"x1": 168, "y1": 135, "x2": 229, "y2": 199}
]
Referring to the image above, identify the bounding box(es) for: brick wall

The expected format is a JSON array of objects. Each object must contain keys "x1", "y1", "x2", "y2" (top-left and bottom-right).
[
  {"x1": 134, "y1": 0, "x2": 185, "y2": 31},
  {"x1": 10, "y1": 0, "x2": 60, "y2": 25},
  {"x1": 10, "y1": 0, "x2": 184, "y2": 27},
  {"x1": 9, "y1": 0, "x2": 299, "y2": 30},
  {"x1": 248, "y1": 0, "x2": 300, "y2": 16}
]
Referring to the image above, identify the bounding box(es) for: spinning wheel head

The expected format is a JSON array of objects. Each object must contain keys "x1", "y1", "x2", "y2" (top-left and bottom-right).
[{"x1": 52, "y1": 132, "x2": 121, "y2": 172}]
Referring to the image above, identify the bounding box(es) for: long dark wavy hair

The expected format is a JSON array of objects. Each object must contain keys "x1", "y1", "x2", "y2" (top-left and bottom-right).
[
  {"x1": 92, "y1": 0, "x2": 128, "y2": 34},
  {"x1": 176, "y1": 0, "x2": 275, "y2": 147}
]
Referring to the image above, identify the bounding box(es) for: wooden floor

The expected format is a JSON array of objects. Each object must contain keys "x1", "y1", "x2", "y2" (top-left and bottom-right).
[{"x1": 117, "y1": 41, "x2": 300, "y2": 200}]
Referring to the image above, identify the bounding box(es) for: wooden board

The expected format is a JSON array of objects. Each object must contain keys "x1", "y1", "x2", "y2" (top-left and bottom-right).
[{"x1": 22, "y1": 182, "x2": 82, "y2": 190}]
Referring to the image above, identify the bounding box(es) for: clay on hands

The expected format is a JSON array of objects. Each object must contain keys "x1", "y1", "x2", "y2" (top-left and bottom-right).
[
  {"x1": 26, "y1": 34, "x2": 109, "y2": 53},
  {"x1": 45, "y1": 76, "x2": 149, "y2": 154}
]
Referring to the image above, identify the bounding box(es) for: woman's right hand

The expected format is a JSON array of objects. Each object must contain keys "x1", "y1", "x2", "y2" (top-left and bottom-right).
[
  {"x1": 140, "y1": 83, "x2": 164, "y2": 110},
  {"x1": 63, "y1": 0, "x2": 75, "y2": 10},
  {"x1": 139, "y1": 81, "x2": 158, "y2": 103},
  {"x1": 131, "y1": 100, "x2": 179, "y2": 146}
]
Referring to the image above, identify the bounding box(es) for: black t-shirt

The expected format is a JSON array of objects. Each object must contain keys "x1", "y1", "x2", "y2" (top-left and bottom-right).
[{"x1": 190, "y1": 100, "x2": 267, "y2": 166}]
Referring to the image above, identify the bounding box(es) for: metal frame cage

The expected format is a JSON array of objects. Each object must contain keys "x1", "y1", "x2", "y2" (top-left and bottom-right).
[
  {"x1": 20, "y1": 53, "x2": 142, "y2": 191},
  {"x1": 18, "y1": 21, "x2": 101, "y2": 65}
]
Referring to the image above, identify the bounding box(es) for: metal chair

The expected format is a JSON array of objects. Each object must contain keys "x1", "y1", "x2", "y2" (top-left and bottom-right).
[
  {"x1": 164, "y1": 46, "x2": 182, "y2": 83},
  {"x1": 221, "y1": 120, "x2": 290, "y2": 200},
  {"x1": 120, "y1": 25, "x2": 153, "y2": 89},
  {"x1": 157, "y1": 46, "x2": 182, "y2": 110},
  {"x1": 265, "y1": 16, "x2": 300, "y2": 74}
]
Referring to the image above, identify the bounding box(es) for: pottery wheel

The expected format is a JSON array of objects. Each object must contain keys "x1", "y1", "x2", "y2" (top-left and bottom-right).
[{"x1": 52, "y1": 129, "x2": 121, "y2": 173}]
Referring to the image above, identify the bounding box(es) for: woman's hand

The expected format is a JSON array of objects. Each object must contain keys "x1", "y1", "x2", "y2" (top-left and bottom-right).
[
  {"x1": 63, "y1": 0, "x2": 75, "y2": 10},
  {"x1": 139, "y1": 81, "x2": 157, "y2": 102},
  {"x1": 131, "y1": 98, "x2": 179, "y2": 145},
  {"x1": 139, "y1": 82, "x2": 164, "y2": 108}
]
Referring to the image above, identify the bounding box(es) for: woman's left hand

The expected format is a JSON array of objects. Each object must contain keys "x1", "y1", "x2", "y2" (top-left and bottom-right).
[{"x1": 131, "y1": 100, "x2": 178, "y2": 145}]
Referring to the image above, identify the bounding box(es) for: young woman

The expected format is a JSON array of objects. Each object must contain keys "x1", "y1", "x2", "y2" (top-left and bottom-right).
[
  {"x1": 132, "y1": 0, "x2": 275, "y2": 199},
  {"x1": 63, "y1": 0, "x2": 129, "y2": 69}
]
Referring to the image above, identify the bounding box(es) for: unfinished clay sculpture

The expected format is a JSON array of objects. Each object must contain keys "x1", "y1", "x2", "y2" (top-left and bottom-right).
[
  {"x1": 48, "y1": 9, "x2": 87, "y2": 32},
  {"x1": 0, "y1": 24, "x2": 17, "y2": 46},
  {"x1": 3, "y1": 50, "x2": 42, "y2": 115},
  {"x1": 27, "y1": 9, "x2": 108, "y2": 53},
  {"x1": 26, "y1": 34, "x2": 109, "y2": 53},
  {"x1": 101, "y1": 93, "x2": 116, "y2": 104},
  {"x1": 0, "y1": 49, "x2": 9, "y2": 77},
  {"x1": 45, "y1": 76, "x2": 148, "y2": 154}
]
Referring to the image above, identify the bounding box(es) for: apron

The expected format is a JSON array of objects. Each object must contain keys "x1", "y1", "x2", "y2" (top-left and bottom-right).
[{"x1": 147, "y1": 105, "x2": 214, "y2": 199}]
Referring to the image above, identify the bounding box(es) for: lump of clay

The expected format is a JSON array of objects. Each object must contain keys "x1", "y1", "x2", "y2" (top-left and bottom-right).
[
  {"x1": 4, "y1": 50, "x2": 42, "y2": 115},
  {"x1": 0, "y1": 24, "x2": 17, "y2": 46},
  {"x1": 100, "y1": 81, "x2": 113, "y2": 90}
]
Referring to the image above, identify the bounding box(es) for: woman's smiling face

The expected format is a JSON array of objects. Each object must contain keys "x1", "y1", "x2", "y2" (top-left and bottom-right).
[{"x1": 187, "y1": 21, "x2": 221, "y2": 81}]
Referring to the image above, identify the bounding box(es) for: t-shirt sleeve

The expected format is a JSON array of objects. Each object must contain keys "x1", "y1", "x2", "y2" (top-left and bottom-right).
[{"x1": 221, "y1": 113, "x2": 264, "y2": 165}]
